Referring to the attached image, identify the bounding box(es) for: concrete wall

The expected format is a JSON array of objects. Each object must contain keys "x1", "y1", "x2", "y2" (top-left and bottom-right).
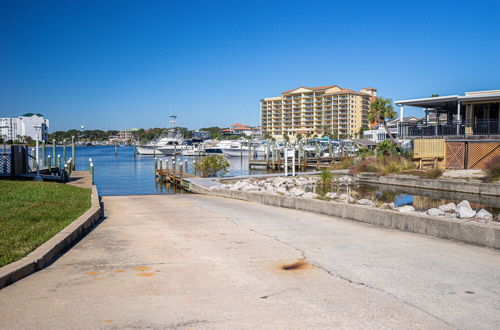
[
  {"x1": 196, "y1": 186, "x2": 500, "y2": 250},
  {"x1": 358, "y1": 174, "x2": 500, "y2": 197}
]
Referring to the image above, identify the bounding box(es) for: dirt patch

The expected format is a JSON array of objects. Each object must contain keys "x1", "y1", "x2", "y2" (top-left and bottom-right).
[{"x1": 280, "y1": 260, "x2": 310, "y2": 271}]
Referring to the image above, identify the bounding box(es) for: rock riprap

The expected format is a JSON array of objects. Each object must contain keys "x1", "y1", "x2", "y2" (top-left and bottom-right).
[{"x1": 211, "y1": 177, "x2": 498, "y2": 224}]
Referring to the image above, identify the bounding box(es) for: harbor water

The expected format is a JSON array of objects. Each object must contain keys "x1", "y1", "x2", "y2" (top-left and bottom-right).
[{"x1": 40, "y1": 145, "x2": 272, "y2": 196}]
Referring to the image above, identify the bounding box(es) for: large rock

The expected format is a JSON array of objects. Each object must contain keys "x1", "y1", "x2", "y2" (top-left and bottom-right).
[
  {"x1": 276, "y1": 187, "x2": 287, "y2": 195},
  {"x1": 397, "y1": 205, "x2": 415, "y2": 213},
  {"x1": 241, "y1": 184, "x2": 259, "y2": 192},
  {"x1": 325, "y1": 192, "x2": 338, "y2": 200},
  {"x1": 272, "y1": 177, "x2": 287, "y2": 187},
  {"x1": 457, "y1": 200, "x2": 476, "y2": 219},
  {"x1": 475, "y1": 209, "x2": 493, "y2": 221},
  {"x1": 338, "y1": 194, "x2": 355, "y2": 204},
  {"x1": 289, "y1": 187, "x2": 305, "y2": 197},
  {"x1": 301, "y1": 192, "x2": 319, "y2": 199},
  {"x1": 438, "y1": 203, "x2": 457, "y2": 213},
  {"x1": 357, "y1": 199, "x2": 376, "y2": 207},
  {"x1": 379, "y1": 202, "x2": 395, "y2": 210},
  {"x1": 427, "y1": 208, "x2": 445, "y2": 217}
]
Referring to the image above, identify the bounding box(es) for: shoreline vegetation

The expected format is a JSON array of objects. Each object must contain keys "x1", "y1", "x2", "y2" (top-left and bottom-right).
[{"x1": 0, "y1": 180, "x2": 91, "y2": 267}]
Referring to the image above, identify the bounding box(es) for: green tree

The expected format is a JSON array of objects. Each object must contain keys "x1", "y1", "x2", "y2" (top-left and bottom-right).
[
  {"x1": 358, "y1": 125, "x2": 368, "y2": 139},
  {"x1": 296, "y1": 133, "x2": 303, "y2": 141},
  {"x1": 368, "y1": 97, "x2": 397, "y2": 141},
  {"x1": 282, "y1": 132, "x2": 290, "y2": 142}
]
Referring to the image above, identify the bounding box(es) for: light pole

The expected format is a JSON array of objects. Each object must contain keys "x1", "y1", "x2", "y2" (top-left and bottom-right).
[
  {"x1": 33, "y1": 124, "x2": 42, "y2": 181},
  {"x1": 80, "y1": 125, "x2": 85, "y2": 144}
]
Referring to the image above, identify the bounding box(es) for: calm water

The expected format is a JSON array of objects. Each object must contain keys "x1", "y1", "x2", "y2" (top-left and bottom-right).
[
  {"x1": 35, "y1": 145, "x2": 272, "y2": 196},
  {"x1": 309, "y1": 182, "x2": 500, "y2": 217}
]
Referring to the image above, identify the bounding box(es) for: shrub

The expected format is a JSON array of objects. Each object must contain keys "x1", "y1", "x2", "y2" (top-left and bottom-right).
[
  {"x1": 195, "y1": 155, "x2": 230, "y2": 177},
  {"x1": 340, "y1": 157, "x2": 355, "y2": 169},
  {"x1": 357, "y1": 147, "x2": 374, "y2": 158},
  {"x1": 375, "y1": 140, "x2": 400, "y2": 157},
  {"x1": 423, "y1": 167, "x2": 444, "y2": 179},
  {"x1": 320, "y1": 168, "x2": 333, "y2": 186},
  {"x1": 349, "y1": 156, "x2": 414, "y2": 175},
  {"x1": 484, "y1": 156, "x2": 500, "y2": 182}
]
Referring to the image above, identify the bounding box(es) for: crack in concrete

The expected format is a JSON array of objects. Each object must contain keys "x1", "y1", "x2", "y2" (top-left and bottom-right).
[{"x1": 189, "y1": 198, "x2": 456, "y2": 329}]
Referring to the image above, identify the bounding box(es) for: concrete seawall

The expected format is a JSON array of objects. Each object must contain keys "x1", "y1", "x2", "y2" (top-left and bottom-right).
[
  {"x1": 0, "y1": 185, "x2": 102, "y2": 289},
  {"x1": 358, "y1": 174, "x2": 500, "y2": 196},
  {"x1": 193, "y1": 184, "x2": 500, "y2": 250}
]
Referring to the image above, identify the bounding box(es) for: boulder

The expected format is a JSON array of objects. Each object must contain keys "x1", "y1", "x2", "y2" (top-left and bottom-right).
[
  {"x1": 357, "y1": 199, "x2": 376, "y2": 207},
  {"x1": 397, "y1": 205, "x2": 415, "y2": 213},
  {"x1": 427, "y1": 208, "x2": 445, "y2": 217},
  {"x1": 272, "y1": 177, "x2": 287, "y2": 187},
  {"x1": 289, "y1": 187, "x2": 305, "y2": 197},
  {"x1": 457, "y1": 200, "x2": 476, "y2": 219},
  {"x1": 276, "y1": 187, "x2": 287, "y2": 195},
  {"x1": 301, "y1": 192, "x2": 319, "y2": 199},
  {"x1": 325, "y1": 192, "x2": 338, "y2": 200},
  {"x1": 241, "y1": 184, "x2": 259, "y2": 192},
  {"x1": 338, "y1": 194, "x2": 355, "y2": 203},
  {"x1": 438, "y1": 203, "x2": 457, "y2": 213},
  {"x1": 379, "y1": 202, "x2": 395, "y2": 210},
  {"x1": 475, "y1": 209, "x2": 493, "y2": 221}
]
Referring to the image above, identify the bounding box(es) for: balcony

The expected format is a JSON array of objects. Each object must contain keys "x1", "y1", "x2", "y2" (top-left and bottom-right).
[{"x1": 401, "y1": 120, "x2": 500, "y2": 137}]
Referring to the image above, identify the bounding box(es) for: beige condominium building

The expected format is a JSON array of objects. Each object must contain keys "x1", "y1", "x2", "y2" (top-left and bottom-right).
[{"x1": 261, "y1": 85, "x2": 376, "y2": 140}]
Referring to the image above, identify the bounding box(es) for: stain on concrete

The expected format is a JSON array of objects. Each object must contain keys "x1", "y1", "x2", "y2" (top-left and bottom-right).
[
  {"x1": 104, "y1": 319, "x2": 113, "y2": 323},
  {"x1": 114, "y1": 270, "x2": 125, "y2": 273},
  {"x1": 132, "y1": 266, "x2": 152, "y2": 272},
  {"x1": 280, "y1": 260, "x2": 310, "y2": 271},
  {"x1": 85, "y1": 271, "x2": 99, "y2": 276},
  {"x1": 136, "y1": 272, "x2": 155, "y2": 277}
]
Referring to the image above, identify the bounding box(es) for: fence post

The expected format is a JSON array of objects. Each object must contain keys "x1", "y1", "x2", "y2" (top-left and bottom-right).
[
  {"x1": 57, "y1": 154, "x2": 61, "y2": 169},
  {"x1": 71, "y1": 135, "x2": 75, "y2": 170},
  {"x1": 193, "y1": 160, "x2": 197, "y2": 176},
  {"x1": 47, "y1": 155, "x2": 52, "y2": 173},
  {"x1": 42, "y1": 141, "x2": 46, "y2": 167},
  {"x1": 90, "y1": 162, "x2": 94, "y2": 184},
  {"x1": 184, "y1": 159, "x2": 188, "y2": 174},
  {"x1": 179, "y1": 164, "x2": 183, "y2": 182},
  {"x1": 52, "y1": 139, "x2": 56, "y2": 162}
]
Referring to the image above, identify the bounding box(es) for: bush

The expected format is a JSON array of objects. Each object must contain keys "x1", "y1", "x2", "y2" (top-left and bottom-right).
[
  {"x1": 320, "y1": 168, "x2": 333, "y2": 186},
  {"x1": 195, "y1": 155, "x2": 230, "y2": 177},
  {"x1": 423, "y1": 167, "x2": 444, "y2": 179},
  {"x1": 375, "y1": 140, "x2": 400, "y2": 157},
  {"x1": 340, "y1": 157, "x2": 355, "y2": 169},
  {"x1": 349, "y1": 156, "x2": 414, "y2": 175},
  {"x1": 484, "y1": 156, "x2": 500, "y2": 182},
  {"x1": 356, "y1": 147, "x2": 374, "y2": 158}
]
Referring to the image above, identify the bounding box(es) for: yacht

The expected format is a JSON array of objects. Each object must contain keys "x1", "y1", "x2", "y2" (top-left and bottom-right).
[
  {"x1": 219, "y1": 140, "x2": 266, "y2": 158},
  {"x1": 137, "y1": 115, "x2": 185, "y2": 156}
]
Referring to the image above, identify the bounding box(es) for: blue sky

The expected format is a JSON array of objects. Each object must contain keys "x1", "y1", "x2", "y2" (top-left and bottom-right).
[{"x1": 1, "y1": 0, "x2": 499, "y2": 131}]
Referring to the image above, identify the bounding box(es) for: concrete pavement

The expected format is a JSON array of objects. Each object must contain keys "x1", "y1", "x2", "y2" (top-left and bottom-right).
[{"x1": 0, "y1": 194, "x2": 499, "y2": 329}]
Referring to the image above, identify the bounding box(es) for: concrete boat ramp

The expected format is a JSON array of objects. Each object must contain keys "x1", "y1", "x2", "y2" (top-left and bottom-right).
[{"x1": 1, "y1": 193, "x2": 499, "y2": 329}]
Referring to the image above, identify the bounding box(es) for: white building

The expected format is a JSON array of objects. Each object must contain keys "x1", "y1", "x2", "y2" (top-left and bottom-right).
[
  {"x1": 0, "y1": 113, "x2": 50, "y2": 142},
  {"x1": 363, "y1": 117, "x2": 419, "y2": 143}
]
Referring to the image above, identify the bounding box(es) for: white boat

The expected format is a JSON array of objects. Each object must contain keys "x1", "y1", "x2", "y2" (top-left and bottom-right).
[
  {"x1": 181, "y1": 145, "x2": 205, "y2": 156},
  {"x1": 137, "y1": 130, "x2": 185, "y2": 156},
  {"x1": 219, "y1": 140, "x2": 266, "y2": 158}
]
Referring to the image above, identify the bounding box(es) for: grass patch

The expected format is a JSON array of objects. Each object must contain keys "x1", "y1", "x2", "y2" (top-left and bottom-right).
[{"x1": 0, "y1": 180, "x2": 91, "y2": 267}]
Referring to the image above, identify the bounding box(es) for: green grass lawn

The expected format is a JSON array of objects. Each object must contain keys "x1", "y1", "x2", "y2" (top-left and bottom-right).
[{"x1": 0, "y1": 180, "x2": 91, "y2": 267}]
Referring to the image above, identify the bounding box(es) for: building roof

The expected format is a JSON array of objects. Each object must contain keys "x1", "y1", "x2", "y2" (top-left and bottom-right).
[
  {"x1": 21, "y1": 113, "x2": 44, "y2": 117},
  {"x1": 395, "y1": 90, "x2": 500, "y2": 107},
  {"x1": 281, "y1": 85, "x2": 340, "y2": 94}
]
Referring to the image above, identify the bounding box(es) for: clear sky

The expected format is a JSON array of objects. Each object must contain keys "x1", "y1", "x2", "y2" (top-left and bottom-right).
[{"x1": 1, "y1": 0, "x2": 499, "y2": 131}]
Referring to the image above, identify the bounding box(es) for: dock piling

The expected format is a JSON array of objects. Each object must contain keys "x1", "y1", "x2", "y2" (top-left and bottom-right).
[{"x1": 71, "y1": 136, "x2": 75, "y2": 170}]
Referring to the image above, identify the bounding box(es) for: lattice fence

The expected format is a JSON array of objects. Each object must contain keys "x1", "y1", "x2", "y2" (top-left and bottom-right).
[
  {"x1": 467, "y1": 142, "x2": 500, "y2": 169},
  {"x1": 0, "y1": 154, "x2": 12, "y2": 176},
  {"x1": 445, "y1": 142, "x2": 465, "y2": 169}
]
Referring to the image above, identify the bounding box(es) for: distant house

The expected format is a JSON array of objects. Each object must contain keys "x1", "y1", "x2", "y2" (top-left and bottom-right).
[
  {"x1": 108, "y1": 128, "x2": 138, "y2": 143},
  {"x1": 363, "y1": 117, "x2": 419, "y2": 143},
  {"x1": 221, "y1": 123, "x2": 260, "y2": 136}
]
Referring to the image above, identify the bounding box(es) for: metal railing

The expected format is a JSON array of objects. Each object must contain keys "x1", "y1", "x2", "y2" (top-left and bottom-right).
[{"x1": 400, "y1": 119, "x2": 500, "y2": 137}]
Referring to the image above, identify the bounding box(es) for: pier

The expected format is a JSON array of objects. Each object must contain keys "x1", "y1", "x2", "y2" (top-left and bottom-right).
[{"x1": 249, "y1": 156, "x2": 352, "y2": 170}]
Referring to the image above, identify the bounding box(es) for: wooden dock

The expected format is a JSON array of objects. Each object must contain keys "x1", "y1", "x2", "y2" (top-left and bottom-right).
[{"x1": 249, "y1": 156, "x2": 352, "y2": 171}]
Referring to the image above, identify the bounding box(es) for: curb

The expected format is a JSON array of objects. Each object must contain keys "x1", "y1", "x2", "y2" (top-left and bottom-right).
[
  {"x1": 0, "y1": 185, "x2": 102, "y2": 289},
  {"x1": 194, "y1": 185, "x2": 500, "y2": 250}
]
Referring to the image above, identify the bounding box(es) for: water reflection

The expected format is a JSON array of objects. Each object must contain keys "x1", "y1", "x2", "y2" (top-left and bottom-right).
[{"x1": 311, "y1": 182, "x2": 499, "y2": 215}]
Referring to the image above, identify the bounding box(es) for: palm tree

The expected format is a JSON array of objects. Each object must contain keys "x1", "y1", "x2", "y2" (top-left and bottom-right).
[{"x1": 369, "y1": 97, "x2": 397, "y2": 141}]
